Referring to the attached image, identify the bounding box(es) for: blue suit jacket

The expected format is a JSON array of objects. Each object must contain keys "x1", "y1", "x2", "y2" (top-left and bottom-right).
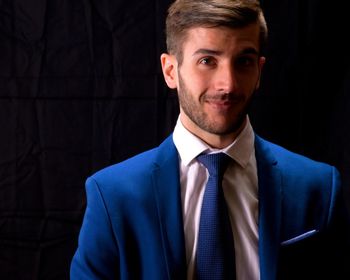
[{"x1": 71, "y1": 135, "x2": 350, "y2": 279}]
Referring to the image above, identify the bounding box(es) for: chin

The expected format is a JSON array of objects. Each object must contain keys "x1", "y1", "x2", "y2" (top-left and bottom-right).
[
  {"x1": 204, "y1": 122, "x2": 238, "y2": 136},
  {"x1": 214, "y1": 117, "x2": 246, "y2": 135}
]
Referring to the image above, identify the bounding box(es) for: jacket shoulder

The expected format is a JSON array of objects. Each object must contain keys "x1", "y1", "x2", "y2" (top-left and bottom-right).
[
  {"x1": 87, "y1": 135, "x2": 177, "y2": 191},
  {"x1": 92, "y1": 147, "x2": 158, "y2": 182},
  {"x1": 255, "y1": 135, "x2": 336, "y2": 174}
]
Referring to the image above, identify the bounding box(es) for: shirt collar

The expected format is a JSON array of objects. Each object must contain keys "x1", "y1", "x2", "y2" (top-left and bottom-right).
[{"x1": 172, "y1": 115, "x2": 255, "y2": 168}]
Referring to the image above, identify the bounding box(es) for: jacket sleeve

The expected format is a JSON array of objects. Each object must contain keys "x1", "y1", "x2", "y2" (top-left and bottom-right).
[
  {"x1": 70, "y1": 177, "x2": 119, "y2": 279},
  {"x1": 326, "y1": 166, "x2": 350, "y2": 277}
]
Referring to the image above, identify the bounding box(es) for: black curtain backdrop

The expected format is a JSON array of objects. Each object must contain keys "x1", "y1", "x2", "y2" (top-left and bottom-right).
[{"x1": 0, "y1": 0, "x2": 349, "y2": 279}]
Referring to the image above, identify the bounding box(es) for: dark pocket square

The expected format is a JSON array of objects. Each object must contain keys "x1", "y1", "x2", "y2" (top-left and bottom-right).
[{"x1": 281, "y1": 229, "x2": 319, "y2": 246}]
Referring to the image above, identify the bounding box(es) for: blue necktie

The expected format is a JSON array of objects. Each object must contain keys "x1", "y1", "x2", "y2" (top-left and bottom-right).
[{"x1": 196, "y1": 153, "x2": 236, "y2": 280}]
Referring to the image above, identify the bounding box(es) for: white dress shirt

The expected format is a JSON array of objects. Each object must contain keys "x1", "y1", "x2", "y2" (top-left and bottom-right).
[{"x1": 172, "y1": 116, "x2": 260, "y2": 280}]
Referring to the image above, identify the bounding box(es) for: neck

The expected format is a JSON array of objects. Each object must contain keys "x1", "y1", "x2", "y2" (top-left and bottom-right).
[{"x1": 180, "y1": 115, "x2": 246, "y2": 149}]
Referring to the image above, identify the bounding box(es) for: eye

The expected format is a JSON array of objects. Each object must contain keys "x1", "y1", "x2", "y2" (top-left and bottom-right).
[
  {"x1": 199, "y1": 57, "x2": 216, "y2": 66},
  {"x1": 236, "y1": 55, "x2": 257, "y2": 68}
]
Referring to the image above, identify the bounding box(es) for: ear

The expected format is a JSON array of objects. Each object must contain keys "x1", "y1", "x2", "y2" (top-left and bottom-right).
[
  {"x1": 160, "y1": 53, "x2": 178, "y2": 89},
  {"x1": 255, "y1": 56, "x2": 266, "y2": 89}
]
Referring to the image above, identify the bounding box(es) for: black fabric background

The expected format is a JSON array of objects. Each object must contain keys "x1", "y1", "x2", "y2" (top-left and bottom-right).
[{"x1": 0, "y1": 0, "x2": 349, "y2": 279}]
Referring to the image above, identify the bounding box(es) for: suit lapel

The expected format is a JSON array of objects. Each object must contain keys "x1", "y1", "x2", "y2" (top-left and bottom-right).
[
  {"x1": 150, "y1": 135, "x2": 283, "y2": 279},
  {"x1": 151, "y1": 136, "x2": 187, "y2": 279},
  {"x1": 255, "y1": 136, "x2": 282, "y2": 280}
]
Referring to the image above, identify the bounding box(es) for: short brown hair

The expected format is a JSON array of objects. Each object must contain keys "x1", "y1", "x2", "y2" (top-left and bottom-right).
[{"x1": 165, "y1": 0, "x2": 268, "y2": 63}]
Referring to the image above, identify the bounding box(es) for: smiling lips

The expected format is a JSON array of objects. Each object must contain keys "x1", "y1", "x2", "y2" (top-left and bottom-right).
[{"x1": 203, "y1": 93, "x2": 241, "y2": 109}]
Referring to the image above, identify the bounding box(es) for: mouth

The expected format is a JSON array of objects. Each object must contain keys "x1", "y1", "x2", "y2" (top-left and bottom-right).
[{"x1": 203, "y1": 93, "x2": 240, "y2": 108}]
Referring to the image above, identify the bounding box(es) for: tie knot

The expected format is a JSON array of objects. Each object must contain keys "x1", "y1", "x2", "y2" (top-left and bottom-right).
[{"x1": 197, "y1": 153, "x2": 231, "y2": 178}]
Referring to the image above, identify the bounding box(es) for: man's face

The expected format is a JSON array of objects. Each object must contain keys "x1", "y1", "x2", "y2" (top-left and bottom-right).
[{"x1": 161, "y1": 23, "x2": 265, "y2": 146}]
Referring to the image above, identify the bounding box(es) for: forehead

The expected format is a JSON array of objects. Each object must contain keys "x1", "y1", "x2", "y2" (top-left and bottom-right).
[{"x1": 181, "y1": 24, "x2": 260, "y2": 55}]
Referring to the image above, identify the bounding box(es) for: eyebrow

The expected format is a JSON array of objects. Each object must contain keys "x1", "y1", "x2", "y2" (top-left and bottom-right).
[
  {"x1": 192, "y1": 49, "x2": 223, "y2": 57},
  {"x1": 192, "y1": 47, "x2": 260, "y2": 57},
  {"x1": 240, "y1": 47, "x2": 259, "y2": 56}
]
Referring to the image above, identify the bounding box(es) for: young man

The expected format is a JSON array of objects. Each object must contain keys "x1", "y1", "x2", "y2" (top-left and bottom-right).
[{"x1": 71, "y1": 0, "x2": 350, "y2": 279}]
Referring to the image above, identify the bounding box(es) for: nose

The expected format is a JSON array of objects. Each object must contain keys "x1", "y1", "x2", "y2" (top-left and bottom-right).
[{"x1": 214, "y1": 64, "x2": 237, "y2": 93}]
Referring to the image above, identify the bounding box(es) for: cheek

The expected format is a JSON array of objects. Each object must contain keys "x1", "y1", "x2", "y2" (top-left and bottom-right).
[
  {"x1": 239, "y1": 73, "x2": 260, "y2": 91},
  {"x1": 178, "y1": 63, "x2": 212, "y2": 95},
  {"x1": 189, "y1": 72, "x2": 211, "y2": 93},
  {"x1": 191, "y1": 78, "x2": 206, "y2": 94}
]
